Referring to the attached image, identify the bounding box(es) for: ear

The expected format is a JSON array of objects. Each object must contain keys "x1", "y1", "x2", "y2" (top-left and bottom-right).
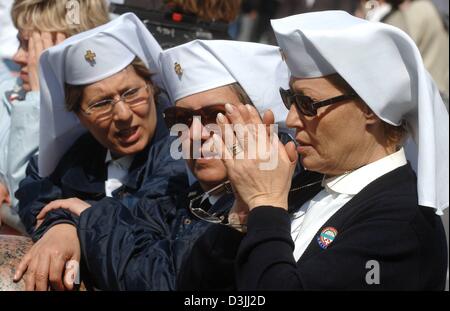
[{"x1": 359, "y1": 102, "x2": 379, "y2": 126}]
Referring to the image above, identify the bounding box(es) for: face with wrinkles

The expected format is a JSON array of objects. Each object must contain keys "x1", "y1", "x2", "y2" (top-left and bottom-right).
[
  {"x1": 76, "y1": 65, "x2": 157, "y2": 157},
  {"x1": 176, "y1": 85, "x2": 244, "y2": 191}
]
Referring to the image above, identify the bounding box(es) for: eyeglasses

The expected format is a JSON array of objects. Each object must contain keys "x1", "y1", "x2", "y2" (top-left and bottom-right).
[
  {"x1": 162, "y1": 104, "x2": 227, "y2": 129},
  {"x1": 81, "y1": 84, "x2": 150, "y2": 119},
  {"x1": 279, "y1": 88, "x2": 357, "y2": 117},
  {"x1": 189, "y1": 178, "x2": 323, "y2": 228},
  {"x1": 189, "y1": 180, "x2": 234, "y2": 224}
]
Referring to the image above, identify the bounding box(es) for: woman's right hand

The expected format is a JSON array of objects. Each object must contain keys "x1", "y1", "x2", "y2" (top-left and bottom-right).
[
  {"x1": 13, "y1": 223, "x2": 81, "y2": 291},
  {"x1": 213, "y1": 104, "x2": 298, "y2": 211}
]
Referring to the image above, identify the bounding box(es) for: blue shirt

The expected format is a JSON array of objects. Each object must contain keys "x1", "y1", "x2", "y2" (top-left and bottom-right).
[{"x1": 0, "y1": 77, "x2": 40, "y2": 210}]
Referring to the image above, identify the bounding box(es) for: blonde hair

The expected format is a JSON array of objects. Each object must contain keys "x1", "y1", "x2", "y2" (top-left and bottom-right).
[
  {"x1": 12, "y1": 0, "x2": 110, "y2": 36},
  {"x1": 173, "y1": 0, "x2": 241, "y2": 23},
  {"x1": 65, "y1": 57, "x2": 158, "y2": 112}
]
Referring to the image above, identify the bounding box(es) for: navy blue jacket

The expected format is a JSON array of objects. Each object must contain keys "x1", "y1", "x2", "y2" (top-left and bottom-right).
[
  {"x1": 75, "y1": 181, "x2": 234, "y2": 290},
  {"x1": 16, "y1": 112, "x2": 189, "y2": 290},
  {"x1": 74, "y1": 129, "x2": 298, "y2": 290},
  {"x1": 178, "y1": 164, "x2": 448, "y2": 290}
]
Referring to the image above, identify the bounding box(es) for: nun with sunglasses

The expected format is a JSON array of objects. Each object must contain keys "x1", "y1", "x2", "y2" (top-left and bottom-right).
[
  {"x1": 13, "y1": 14, "x2": 188, "y2": 291},
  {"x1": 159, "y1": 40, "x2": 304, "y2": 290},
  {"x1": 182, "y1": 11, "x2": 449, "y2": 290}
]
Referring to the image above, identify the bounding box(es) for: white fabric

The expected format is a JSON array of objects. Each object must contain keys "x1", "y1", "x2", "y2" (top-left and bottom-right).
[
  {"x1": 199, "y1": 192, "x2": 224, "y2": 206},
  {"x1": 324, "y1": 148, "x2": 408, "y2": 195},
  {"x1": 64, "y1": 35, "x2": 135, "y2": 85},
  {"x1": 0, "y1": 0, "x2": 18, "y2": 59},
  {"x1": 38, "y1": 13, "x2": 163, "y2": 177},
  {"x1": 104, "y1": 151, "x2": 133, "y2": 197},
  {"x1": 159, "y1": 40, "x2": 290, "y2": 125},
  {"x1": 291, "y1": 148, "x2": 408, "y2": 261},
  {"x1": 272, "y1": 11, "x2": 449, "y2": 214}
]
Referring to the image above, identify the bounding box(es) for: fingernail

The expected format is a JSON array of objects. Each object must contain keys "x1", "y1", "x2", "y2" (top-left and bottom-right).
[
  {"x1": 225, "y1": 103, "x2": 234, "y2": 114},
  {"x1": 217, "y1": 113, "x2": 225, "y2": 123},
  {"x1": 246, "y1": 104, "x2": 253, "y2": 112}
]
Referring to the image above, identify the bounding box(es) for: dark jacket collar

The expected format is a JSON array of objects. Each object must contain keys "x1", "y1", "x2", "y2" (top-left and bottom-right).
[
  {"x1": 298, "y1": 163, "x2": 416, "y2": 262},
  {"x1": 123, "y1": 106, "x2": 169, "y2": 191}
]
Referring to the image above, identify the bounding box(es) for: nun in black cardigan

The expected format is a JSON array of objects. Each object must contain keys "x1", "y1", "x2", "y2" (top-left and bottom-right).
[{"x1": 178, "y1": 11, "x2": 449, "y2": 291}]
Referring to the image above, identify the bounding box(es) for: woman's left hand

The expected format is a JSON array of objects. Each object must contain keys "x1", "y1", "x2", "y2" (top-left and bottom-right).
[
  {"x1": 213, "y1": 104, "x2": 298, "y2": 211},
  {"x1": 28, "y1": 31, "x2": 66, "y2": 92},
  {"x1": 36, "y1": 198, "x2": 91, "y2": 228}
]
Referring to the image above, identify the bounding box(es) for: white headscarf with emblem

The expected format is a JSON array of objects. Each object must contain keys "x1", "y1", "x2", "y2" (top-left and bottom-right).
[{"x1": 38, "y1": 13, "x2": 163, "y2": 177}]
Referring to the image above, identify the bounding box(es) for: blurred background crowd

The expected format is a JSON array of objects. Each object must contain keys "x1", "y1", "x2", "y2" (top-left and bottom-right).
[{"x1": 1, "y1": 0, "x2": 449, "y2": 101}]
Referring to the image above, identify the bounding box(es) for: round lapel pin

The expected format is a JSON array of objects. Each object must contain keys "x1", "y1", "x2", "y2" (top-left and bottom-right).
[{"x1": 317, "y1": 226, "x2": 338, "y2": 249}]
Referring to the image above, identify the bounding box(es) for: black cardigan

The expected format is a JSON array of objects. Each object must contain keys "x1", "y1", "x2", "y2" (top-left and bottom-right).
[{"x1": 178, "y1": 164, "x2": 448, "y2": 290}]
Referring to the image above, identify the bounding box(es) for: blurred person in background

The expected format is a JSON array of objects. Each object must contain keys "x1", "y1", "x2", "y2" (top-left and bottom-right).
[
  {"x1": 356, "y1": 0, "x2": 449, "y2": 108},
  {"x1": 111, "y1": 0, "x2": 241, "y2": 22},
  {"x1": 0, "y1": 0, "x2": 19, "y2": 80},
  {"x1": 110, "y1": 0, "x2": 242, "y2": 46},
  {"x1": 237, "y1": 0, "x2": 359, "y2": 43},
  {"x1": 169, "y1": 0, "x2": 241, "y2": 23}
]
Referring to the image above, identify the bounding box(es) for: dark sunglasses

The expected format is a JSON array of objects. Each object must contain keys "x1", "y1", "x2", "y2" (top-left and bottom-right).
[
  {"x1": 163, "y1": 104, "x2": 226, "y2": 128},
  {"x1": 279, "y1": 88, "x2": 358, "y2": 117}
]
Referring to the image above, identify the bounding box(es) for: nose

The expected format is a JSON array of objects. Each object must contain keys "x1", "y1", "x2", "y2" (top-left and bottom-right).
[
  {"x1": 286, "y1": 105, "x2": 305, "y2": 130},
  {"x1": 112, "y1": 99, "x2": 133, "y2": 123},
  {"x1": 12, "y1": 47, "x2": 28, "y2": 67}
]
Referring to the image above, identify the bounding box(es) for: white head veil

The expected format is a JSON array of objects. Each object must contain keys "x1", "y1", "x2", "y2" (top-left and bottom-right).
[{"x1": 159, "y1": 40, "x2": 290, "y2": 125}]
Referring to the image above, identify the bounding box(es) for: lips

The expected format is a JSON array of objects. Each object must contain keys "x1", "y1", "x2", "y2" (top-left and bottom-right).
[
  {"x1": 117, "y1": 126, "x2": 137, "y2": 137},
  {"x1": 116, "y1": 126, "x2": 140, "y2": 144},
  {"x1": 295, "y1": 135, "x2": 314, "y2": 154},
  {"x1": 295, "y1": 137, "x2": 312, "y2": 147},
  {"x1": 20, "y1": 71, "x2": 28, "y2": 81}
]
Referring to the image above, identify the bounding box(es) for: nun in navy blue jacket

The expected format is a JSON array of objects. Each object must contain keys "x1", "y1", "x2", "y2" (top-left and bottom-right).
[{"x1": 13, "y1": 14, "x2": 188, "y2": 291}]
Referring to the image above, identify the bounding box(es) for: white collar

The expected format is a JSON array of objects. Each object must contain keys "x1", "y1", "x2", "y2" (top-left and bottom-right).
[
  {"x1": 200, "y1": 193, "x2": 225, "y2": 206},
  {"x1": 105, "y1": 150, "x2": 134, "y2": 171},
  {"x1": 323, "y1": 148, "x2": 407, "y2": 196}
]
